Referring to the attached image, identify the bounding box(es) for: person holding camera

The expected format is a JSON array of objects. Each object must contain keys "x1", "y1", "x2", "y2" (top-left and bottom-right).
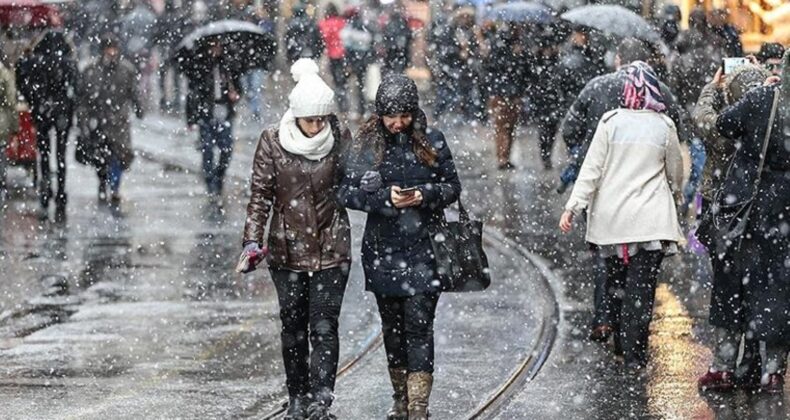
[
  {"x1": 338, "y1": 73, "x2": 461, "y2": 420},
  {"x1": 241, "y1": 59, "x2": 351, "y2": 420}
]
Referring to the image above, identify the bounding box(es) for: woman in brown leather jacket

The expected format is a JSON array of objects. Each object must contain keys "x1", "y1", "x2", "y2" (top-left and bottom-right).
[{"x1": 241, "y1": 59, "x2": 351, "y2": 420}]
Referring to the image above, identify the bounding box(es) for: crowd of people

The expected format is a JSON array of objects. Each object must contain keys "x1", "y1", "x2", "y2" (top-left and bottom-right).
[{"x1": 0, "y1": 0, "x2": 789, "y2": 418}]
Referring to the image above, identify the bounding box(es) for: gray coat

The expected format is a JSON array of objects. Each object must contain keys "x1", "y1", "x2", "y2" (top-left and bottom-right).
[
  {"x1": 0, "y1": 63, "x2": 16, "y2": 143},
  {"x1": 77, "y1": 58, "x2": 142, "y2": 169}
]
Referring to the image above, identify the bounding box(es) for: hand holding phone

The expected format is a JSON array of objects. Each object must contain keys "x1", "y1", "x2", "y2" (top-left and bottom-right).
[{"x1": 399, "y1": 186, "x2": 419, "y2": 195}]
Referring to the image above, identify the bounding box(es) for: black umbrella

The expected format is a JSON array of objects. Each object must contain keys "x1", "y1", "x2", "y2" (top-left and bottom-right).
[
  {"x1": 487, "y1": 1, "x2": 554, "y2": 24},
  {"x1": 561, "y1": 5, "x2": 660, "y2": 43},
  {"x1": 172, "y1": 19, "x2": 276, "y2": 72}
]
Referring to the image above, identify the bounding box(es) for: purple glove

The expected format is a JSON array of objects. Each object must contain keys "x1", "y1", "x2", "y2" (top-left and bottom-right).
[{"x1": 360, "y1": 171, "x2": 382, "y2": 193}]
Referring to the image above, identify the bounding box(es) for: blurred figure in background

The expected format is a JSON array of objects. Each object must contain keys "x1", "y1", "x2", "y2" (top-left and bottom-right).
[
  {"x1": 483, "y1": 22, "x2": 533, "y2": 170},
  {"x1": 319, "y1": 3, "x2": 349, "y2": 114},
  {"x1": 16, "y1": 30, "x2": 78, "y2": 222},
  {"x1": 340, "y1": 7, "x2": 373, "y2": 118},
  {"x1": 77, "y1": 34, "x2": 144, "y2": 211},
  {"x1": 154, "y1": 0, "x2": 190, "y2": 113},
  {"x1": 0, "y1": 51, "x2": 17, "y2": 202},
  {"x1": 756, "y1": 42, "x2": 785, "y2": 76},
  {"x1": 285, "y1": 4, "x2": 324, "y2": 64},
  {"x1": 379, "y1": 6, "x2": 412, "y2": 74}
]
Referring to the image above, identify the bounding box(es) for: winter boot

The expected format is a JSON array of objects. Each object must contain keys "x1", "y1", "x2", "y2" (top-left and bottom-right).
[
  {"x1": 407, "y1": 372, "x2": 433, "y2": 420},
  {"x1": 386, "y1": 368, "x2": 408, "y2": 420},
  {"x1": 38, "y1": 180, "x2": 52, "y2": 220},
  {"x1": 98, "y1": 182, "x2": 108, "y2": 206},
  {"x1": 284, "y1": 396, "x2": 309, "y2": 420},
  {"x1": 306, "y1": 401, "x2": 336, "y2": 420}
]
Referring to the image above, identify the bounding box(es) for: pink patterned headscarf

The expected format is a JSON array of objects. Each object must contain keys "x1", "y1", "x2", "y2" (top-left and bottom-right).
[{"x1": 620, "y1": 61, "x2": 666, "y2": 113}]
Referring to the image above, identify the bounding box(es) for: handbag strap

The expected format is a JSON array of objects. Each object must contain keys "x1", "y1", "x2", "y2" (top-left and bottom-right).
[
  {"x1": 750, "y1": 89, "x2": 780, "y2": 200},
  {"x1": 457, "y1": 199, "x2": 471, "y2": 223}
]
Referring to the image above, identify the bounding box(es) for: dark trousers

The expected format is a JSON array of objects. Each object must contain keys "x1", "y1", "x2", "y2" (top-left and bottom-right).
[
  {"x1": 198, "y1": 119, "x2": 233, "y2": 194},
  {"x1": 328, "y1": 58, "x2": 348, "y2": 113},
  {"x1": 35, "y1": 116, "x2": 70, "y2": 207},
  {"x1": 346, "y1": 52, "x2": 368, "y2": 114},
  {"x1": 376, "y1": 292, "x2": 440, "y2": 373},
  {"x1": 601, "y1": 251, "x2": 664, "y2": 367},
  {"x1": 270, "y1": 267, "x2": 349, "y2": 404},
  {"x1": 536, "y1": 116, "x2": 560, "y2": 166}
]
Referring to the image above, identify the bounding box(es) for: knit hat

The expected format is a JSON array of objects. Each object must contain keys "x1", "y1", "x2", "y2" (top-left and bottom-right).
[
  {"x1": 288, "y1": 58, "x2": 335, "y2": 118},
  {"x1": 375, "y1": 73, "x2": 419, "y2": 116},
  {"x1": 724, "y1": 64, "x2": 770, "y2": 104}
]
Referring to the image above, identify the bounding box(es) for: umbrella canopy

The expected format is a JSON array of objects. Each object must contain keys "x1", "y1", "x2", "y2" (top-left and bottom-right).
[
  {"x1": 0, "y1": 0, "x2": 59, "y2": 28},
  {"x1": 487, "y1": 1, "x2": 553, "y2": 24},
  {"x1": 561, "y1": 5, "x2": 660, "y2": 43},
  {"x1": 173, "y1": 19, "x2": 276, "y2": 72}
]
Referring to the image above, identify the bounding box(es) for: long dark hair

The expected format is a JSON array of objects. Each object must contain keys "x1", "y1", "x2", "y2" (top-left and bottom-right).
[{"x1": 354, "y1": 108, "x2": 438, "y2": 167}]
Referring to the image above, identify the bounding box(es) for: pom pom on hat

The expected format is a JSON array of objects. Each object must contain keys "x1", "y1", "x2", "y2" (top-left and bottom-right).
[
  {"x1": 290, "y1": 58, "x2": 320, "y2": 83},
  {"x1": 288, "y1": 59, "x2": 336, "y2": 118}
]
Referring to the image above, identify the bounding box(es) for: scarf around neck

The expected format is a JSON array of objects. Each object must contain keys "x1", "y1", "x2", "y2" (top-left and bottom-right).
[{"x1": 278, "y1": 109, "x2": 335, "y2": 161}]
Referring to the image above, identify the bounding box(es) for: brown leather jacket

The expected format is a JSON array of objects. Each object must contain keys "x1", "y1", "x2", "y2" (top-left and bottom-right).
[{"x1": 243, "y1": 117, "x2": 352, "y2": 272}]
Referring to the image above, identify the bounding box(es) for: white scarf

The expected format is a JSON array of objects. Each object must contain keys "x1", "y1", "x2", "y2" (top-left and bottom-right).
[{"x1": 278, "y1": 109, "x2": 335, "y2": 161}]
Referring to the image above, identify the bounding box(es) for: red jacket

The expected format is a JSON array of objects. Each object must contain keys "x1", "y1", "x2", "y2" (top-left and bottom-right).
[{"x1": 319, "y1": 16, "x2": 346, "y2": 60}]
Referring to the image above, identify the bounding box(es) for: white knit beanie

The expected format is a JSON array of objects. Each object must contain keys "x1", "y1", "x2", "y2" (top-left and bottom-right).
[{"x1": 288, "y1": 58, "x2": 336, "y2": 118}]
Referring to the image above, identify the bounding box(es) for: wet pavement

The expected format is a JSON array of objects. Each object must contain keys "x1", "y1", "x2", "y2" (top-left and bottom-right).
[{"x1": 0, "y1": 87, "x2": 788, "y2": 419}]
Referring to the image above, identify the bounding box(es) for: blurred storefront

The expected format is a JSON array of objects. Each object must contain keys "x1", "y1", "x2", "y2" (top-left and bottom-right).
[{"x1": 655, "y1": 0, "x2": 788, "y2": 51}]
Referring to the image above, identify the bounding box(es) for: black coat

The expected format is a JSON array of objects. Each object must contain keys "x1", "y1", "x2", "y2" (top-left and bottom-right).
[
  {"x1": 483, "y1": 30, "x2": 532, "y2": 98},
  {"x1": 338, "y1": 115, "x2": 461, "y2": 297},
  {"x1": 183, "y1": 55, "x2": 242, "y2": 126},
  {"x1": 16, "y1": 31, "x2": 78, "y2": 122},
  {"x1": 716, "y1": 85, "x2": 790, "y2": 344},
  {"x1": 561, "y1": 70, "x2": 692, "y2": 165},
  {"x1": 285, "y1": 15, "x2": 324, "y2": 63}
]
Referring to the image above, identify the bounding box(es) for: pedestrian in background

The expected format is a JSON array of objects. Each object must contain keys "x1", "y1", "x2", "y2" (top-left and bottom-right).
[
  {"x1": 183, "y1": 39, "x2": 242, "y2": 198},
  {"x1": 285, "y1": 4, "x2": 324, "y2": 64},
  {"x1": 16, "y1": 30, "x2": 78, "y2": 222},
  {"x1": 319, "y1": 3, "x2": 349, "y2": 114},
  {"x1": 242, "y1": 59, "x2": 351, "y2": 420},
  {"x1": 560, "y1": 61, "x2": 684, "y2": 369},
  {"x1": 694, "y1": 64, "x2": 770, "y2": 392},
  {"x1": 756, "y1": 42, "x2": 785, "y2": 76},
  {"x1": 0, "y1": 51, "x2": 17, "y2": 202},
  {"x1": 77, "y1": 34, "x2": 144, "y2": 211},
  {"x1": 340, "y1": 7, "x2": 373, "y2": 118},
  {"x1": 338, "y1": 73, "x2": 461, "y2": 420},
  {"x1": 713, "y1": 51, "x2": 790, "y2": 394},
  {"x1": 483, "y1": 22, "x2": 532, "y2": 170},
  {"x1": 379, "y1": 8, "x2": 412, "y2": 74}
]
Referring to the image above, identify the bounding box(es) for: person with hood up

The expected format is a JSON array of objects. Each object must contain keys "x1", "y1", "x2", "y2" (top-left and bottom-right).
[
  {"x1": 713, "y1": 50, "x2": 790, "y2": 394},
  {"x1": 76, "y1": 34, "x2": 143, "y2": 211},
  {"x1": 0, "y1": 52, "x2": 17, "y2": 202},
  {"x1": 338, "y1": 73, "x2": 461, "y2": 420},
  {"x1": 693, "y1": 64, "x2": 771, "y2": 392},
  {"x1": 241, "y1": 58, "x2": 352, "y2": 420},
  {"x1": 16, "y1": 30, "x2": 78, "y2": 222},
  {"x1": 559, "y1": 61, "x2": 684, "y2": 369}
]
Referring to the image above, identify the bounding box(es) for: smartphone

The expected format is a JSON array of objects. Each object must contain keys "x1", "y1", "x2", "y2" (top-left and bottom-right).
[
  {"x1": 399, "y1": 186, "x2": 419, "y2": 195},
  {"x1": 723, "y1": 57, "x2": 748, "y2": 75}
]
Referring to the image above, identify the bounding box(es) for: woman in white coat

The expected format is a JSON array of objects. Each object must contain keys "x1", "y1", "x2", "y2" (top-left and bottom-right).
[{"x1": 559, "y1": 61, "x2": 684, "y2": 369}]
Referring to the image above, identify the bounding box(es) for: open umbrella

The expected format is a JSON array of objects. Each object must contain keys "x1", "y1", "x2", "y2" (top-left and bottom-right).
[
  {"x1": 172, "y1": 19, "x2": 276, "y2": 72},
  {"x1": 487, "y1": 1, "x2": 553, "y2": 24},
  {"x1": 561, "y1": 5, "x2": 660, "y2": 43}
]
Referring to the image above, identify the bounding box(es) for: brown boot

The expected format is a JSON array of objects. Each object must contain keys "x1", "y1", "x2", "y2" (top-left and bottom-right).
[
  {"x1": 407, "y1": 372, "x2": 433, "y2": 420},
  {"x1": 386, "y1": 368, "x2": 408, "y2": 420}
]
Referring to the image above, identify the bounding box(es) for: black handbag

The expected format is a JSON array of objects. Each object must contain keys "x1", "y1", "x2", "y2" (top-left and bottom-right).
[
  {"x1": 429, "y1": 200, "x2": 491, "y2": 292},
  {"x1": 712, "y1": 89, "x2": 779, "y2": 253},
  {"x1": 75, "y1": 127, "x2": 107, "y2": 168}
]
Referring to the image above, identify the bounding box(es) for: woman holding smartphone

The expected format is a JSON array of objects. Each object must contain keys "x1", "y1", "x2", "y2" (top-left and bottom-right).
[
  {"x1": 338, "y1": 73, "x2": 461, "y2": 420},
  {"x1": 242, "y1": 59, "x2": 351, "y2": 420}
]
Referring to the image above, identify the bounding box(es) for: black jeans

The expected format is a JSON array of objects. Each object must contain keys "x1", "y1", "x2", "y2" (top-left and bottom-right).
[
  {"x1": 35, "y1": 115, "x2": 70, "y2": 207},
  {"x1": 601, "y1": 251, "x2": 664, "y2": 367},
  {"x1": 271, "y1": 267, "x2": 349, "y2": 404},
  {"x1": 376, "y1": 292, "x2": 440, "y2": 373}
]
